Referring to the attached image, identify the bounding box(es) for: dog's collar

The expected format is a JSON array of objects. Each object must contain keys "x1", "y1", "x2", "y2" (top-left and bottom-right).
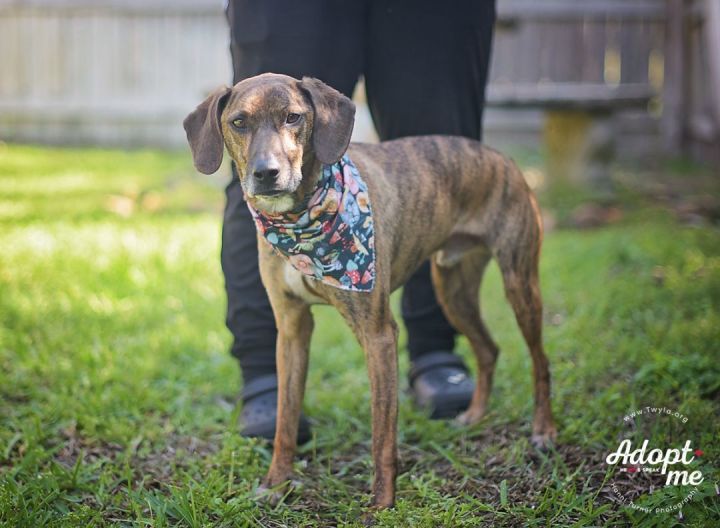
[{"x1": 247, "y1": 155, "x2": 376, "y2": 292}]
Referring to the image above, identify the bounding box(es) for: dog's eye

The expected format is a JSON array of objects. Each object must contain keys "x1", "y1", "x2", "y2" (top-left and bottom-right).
[
  {"x1": 231, "y1": 117, "x2": 246, "y2": 129},
  {"x1": 286, "y1": 113, "x2": 301, "y2": 124}
]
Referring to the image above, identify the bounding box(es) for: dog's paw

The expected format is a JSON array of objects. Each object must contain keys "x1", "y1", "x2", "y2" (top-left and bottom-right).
[
  {"x1": 360, "y1": 511, "x2": 378, "y2": 527},
  {"x1": 254, "y1": 479, "x2": 302, "y2": 506},
  {"x1": 454, "y1": 407, "x2": 486, "y2": 427},
  {"x1": 530, "y1": 426, "x2": 557, "y2": 451},
  {"x1": 360, "y1": 500, "x2": 394, "y2": 526}
]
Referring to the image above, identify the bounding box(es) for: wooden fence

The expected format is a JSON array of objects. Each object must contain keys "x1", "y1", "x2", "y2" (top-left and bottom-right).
[
  {"x1": 674, "y1": 0, "x2": 720, "y2": 163},
  {"x1": 0, "y1": 0, "x2": 230, "y2": 148},
  {"x1": 0, "y1": 0, "x2": 717, "y2": 163}
]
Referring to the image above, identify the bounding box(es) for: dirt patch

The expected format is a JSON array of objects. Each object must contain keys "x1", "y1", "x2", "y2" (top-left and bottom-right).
[
  {"x1": 54, "y1": 422, "x2": 219, "y2": 488},
  {"x1": 281, "y1": 422, "x2": 622, "y2": 525},
  {"x1": 46, "y1": 421, "x2": 630, "y2": 525}
]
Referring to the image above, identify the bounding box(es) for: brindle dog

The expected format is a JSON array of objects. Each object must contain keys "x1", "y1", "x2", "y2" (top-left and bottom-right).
[{"x1": 184, "y1": 73, "x2": 557, "y2": 510}]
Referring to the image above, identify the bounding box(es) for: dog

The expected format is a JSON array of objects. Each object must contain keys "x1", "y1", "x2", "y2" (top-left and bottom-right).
[{"x1": 183, "y1": 73, "x2": 556, "y2": 510}]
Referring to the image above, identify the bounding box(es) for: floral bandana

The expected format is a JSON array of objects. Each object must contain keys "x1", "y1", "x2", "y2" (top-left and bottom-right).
[{"x1": 247, "y1": 155, "x2": 376, "y2": 292}]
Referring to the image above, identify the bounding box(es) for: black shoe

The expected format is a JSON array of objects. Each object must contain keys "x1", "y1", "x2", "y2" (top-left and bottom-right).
[
  {"x1": 409, "y1": 351, "x2": 474, "y2": 419},
  {"x1": 239, "y1": 374, "x2": 312, "y2": 444}
]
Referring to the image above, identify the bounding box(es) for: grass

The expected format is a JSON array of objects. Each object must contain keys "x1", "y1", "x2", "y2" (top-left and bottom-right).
[{"x1": 0, "y1": 143, "x2": 719, "y2": 527}]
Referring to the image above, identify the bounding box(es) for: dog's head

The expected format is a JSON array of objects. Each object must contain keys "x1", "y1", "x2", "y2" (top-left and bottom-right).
[{"x1": 183, "y1": 73, "x2": 355, "y2": 214}]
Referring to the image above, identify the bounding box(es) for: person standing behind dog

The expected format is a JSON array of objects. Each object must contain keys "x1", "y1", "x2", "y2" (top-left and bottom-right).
[{"x1": 221, "y1": 0, "x2": 497, "y2": 441}]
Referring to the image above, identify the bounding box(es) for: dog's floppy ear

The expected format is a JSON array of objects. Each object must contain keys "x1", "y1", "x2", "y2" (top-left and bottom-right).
[
  {"x1": 299, "y1": 77, "x2": 356, "y2": 164},
  {"x1": 183, "y1": 86, "x2": 231, "y2": 174}
]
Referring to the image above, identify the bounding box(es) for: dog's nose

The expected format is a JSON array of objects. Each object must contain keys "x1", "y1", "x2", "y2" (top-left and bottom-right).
[{"x1": 252, "y1": 164, "x2": 279, "y2": 183}]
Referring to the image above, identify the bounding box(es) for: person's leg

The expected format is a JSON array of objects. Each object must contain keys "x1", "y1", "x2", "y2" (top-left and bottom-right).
[
  {"x1": 222, "y1": 180, "x2": 276, "y2": 381},
  {"x1": 227, "y1": 0, "x2": 365, "y2": 93},
  {"x1": 223, "y1": 0, "x2": 365, "y2": 439},
  {"x1": 365, "y1": 0, "x2": 497, "y2": 417}
]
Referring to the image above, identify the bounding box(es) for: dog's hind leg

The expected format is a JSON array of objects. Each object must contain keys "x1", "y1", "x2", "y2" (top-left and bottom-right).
[
  {"x1": 431, "y1": 249, "x2": 500, "y2": 426},
  {"x1": 495, "y1": 233, "x2": 557, "y2": 449}
]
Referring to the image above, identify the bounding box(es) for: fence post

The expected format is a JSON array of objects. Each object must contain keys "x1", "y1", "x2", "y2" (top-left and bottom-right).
[
  {"x1": 662, "y1": 0, "x2": 687, "y2": 155},
  {"x1": 703, "y1": 0, "x2": 720, "y2": 134}
]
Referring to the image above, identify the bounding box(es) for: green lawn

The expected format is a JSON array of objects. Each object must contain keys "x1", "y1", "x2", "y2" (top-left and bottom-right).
[{"x1": 0, "y1": 143, "x2": 718, "y2": 527}]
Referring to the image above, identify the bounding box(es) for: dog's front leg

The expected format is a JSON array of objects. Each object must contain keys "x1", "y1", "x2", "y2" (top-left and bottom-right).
[
  {"x1": 259, "y1": 298, "x2": 313, "y2": 500},
  {"x1": 365, "y1": 320, "x2": 399, "y2": 509},
  {"x1": 334, "y1": 295, "x2": 399, "y2": 509}
]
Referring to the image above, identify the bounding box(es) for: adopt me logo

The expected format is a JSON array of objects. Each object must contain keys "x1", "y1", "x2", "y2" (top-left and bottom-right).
[{"x1": 605, "y1": 406, "x2": 706, "y2": 515}]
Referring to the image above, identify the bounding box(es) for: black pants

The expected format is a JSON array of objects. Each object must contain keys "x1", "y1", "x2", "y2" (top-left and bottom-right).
[{"x1": 222, "y1": 0, "x2": 497, "y2": 381}]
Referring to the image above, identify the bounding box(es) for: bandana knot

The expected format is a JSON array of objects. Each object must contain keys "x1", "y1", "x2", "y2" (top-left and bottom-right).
[{"x1": 247, "y1": 155, "x2": 376, "y2": 292}]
